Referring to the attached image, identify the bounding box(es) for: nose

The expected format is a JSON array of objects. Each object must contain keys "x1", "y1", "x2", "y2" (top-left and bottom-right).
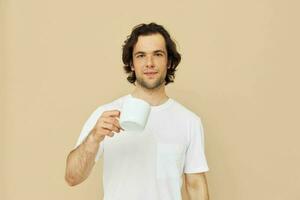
[{"x1": 146, "y1": 55, "x2": 154, "y2": 68}]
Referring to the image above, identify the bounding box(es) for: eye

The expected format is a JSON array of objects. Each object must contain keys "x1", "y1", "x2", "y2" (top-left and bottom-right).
[
  {"x1": 136, "y1": 54, "x2": 145, "y2": 58},
  {"x1": 155, "y1": 53, "x2": 163, "y2": 57}
]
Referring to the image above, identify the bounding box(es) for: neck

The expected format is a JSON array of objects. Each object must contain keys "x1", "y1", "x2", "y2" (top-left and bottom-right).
[{"x1": 131, "y1": 83, "x2": 169, "y2": 106}]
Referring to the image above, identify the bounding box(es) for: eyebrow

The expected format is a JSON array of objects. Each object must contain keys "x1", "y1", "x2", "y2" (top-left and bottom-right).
[{"x1": 133, "y1": 50, "x2": 166, "y2": 56}]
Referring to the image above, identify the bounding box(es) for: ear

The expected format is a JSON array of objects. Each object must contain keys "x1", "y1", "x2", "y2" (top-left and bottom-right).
[
  {"x1": 167, "y1": 61, "x2": 171, "y2": 69},
  {"x1": 130, "y1": 62, "x2": 134, "y2": 71}
]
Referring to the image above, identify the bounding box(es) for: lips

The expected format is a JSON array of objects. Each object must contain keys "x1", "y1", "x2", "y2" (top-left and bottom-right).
[
  {"x1": 144, "y1": 72, "x2": 158, "y2": 75},
  {"x1": 144, "y1": 72, "x2": 158, "y2": 78}
]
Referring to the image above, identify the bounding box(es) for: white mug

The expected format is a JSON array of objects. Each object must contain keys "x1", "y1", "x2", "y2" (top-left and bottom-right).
[{"x1": 119, "y1": 97, "x2": 151, "y2": 132}]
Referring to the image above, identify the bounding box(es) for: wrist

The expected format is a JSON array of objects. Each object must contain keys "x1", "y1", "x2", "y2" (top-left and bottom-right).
[
  {"x1": 88, "y1": 129, "x2": 104, "y2": 144},
  {"x1": 82, "y1": 131, "x2": 101, "y2": 153}
]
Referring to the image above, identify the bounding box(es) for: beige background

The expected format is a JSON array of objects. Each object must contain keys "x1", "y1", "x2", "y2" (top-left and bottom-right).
[{"x1": 1, "y1": 0, "x2": 300, "y2": 199}]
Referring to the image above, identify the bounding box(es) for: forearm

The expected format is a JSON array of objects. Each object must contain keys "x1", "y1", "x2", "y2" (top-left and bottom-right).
[
  {"x1": 65, "y1": 129, "x2": 101, "y2": 186},
  {"x1": 185, "y1": 174, "x2": 209, "y2": 200}
]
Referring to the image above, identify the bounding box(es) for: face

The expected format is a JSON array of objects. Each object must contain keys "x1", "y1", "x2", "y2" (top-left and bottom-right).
[{"x1": 131, "y1": 33, "x2": 169, "y2": 90}]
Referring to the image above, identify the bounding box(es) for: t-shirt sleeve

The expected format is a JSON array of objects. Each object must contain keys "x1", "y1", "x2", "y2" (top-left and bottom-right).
[
  {"x1": 74, "y1": 107, "x2": 105, "y2": 162},
  {"x1": 184, "y1": 116, "x2": 209, "y2": 173}
]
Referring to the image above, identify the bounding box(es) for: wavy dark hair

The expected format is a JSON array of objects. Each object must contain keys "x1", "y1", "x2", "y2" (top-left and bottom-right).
[{"x1": 122, "y1": 22, "x2": 181, "y2": 85}]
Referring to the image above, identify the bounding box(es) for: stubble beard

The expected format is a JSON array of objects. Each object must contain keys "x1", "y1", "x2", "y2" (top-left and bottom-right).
[{"x1": 136, "y1": 73, "x2": 166, "y2": 90}]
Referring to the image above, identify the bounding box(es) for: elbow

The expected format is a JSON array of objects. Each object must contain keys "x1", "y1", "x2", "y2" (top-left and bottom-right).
[
  {"x1": 65, "y1": 173, "x2": 80, "y2": 187},
  {"x1": 65, "y1": 153, "x2": 80, "y2": 187},
  {"x1": 65, "y1": 176, "x2": 76, "y2": 187}
]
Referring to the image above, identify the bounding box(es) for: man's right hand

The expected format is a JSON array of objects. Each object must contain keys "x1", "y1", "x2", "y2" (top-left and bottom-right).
[{"x1": 90, "y1": 110, "x2": 123, "y2": 143}]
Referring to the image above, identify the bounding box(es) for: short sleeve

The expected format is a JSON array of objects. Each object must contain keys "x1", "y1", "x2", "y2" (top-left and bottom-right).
[
  {"x1": 184, "y1": 116, "x2": 209, "y2": 173},
  {"x1": 74, "y1": 107, "x2": 105, "y2": 162}
]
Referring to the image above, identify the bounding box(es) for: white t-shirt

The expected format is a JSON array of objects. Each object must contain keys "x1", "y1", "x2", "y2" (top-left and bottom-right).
[{"x1": 75, "y1": 94, "x2": 209, "y2": 200}]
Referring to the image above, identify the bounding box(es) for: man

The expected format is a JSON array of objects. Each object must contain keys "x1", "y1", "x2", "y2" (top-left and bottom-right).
[{"x1": 65, "y1": 22, "x2": 210, "y2": 200}]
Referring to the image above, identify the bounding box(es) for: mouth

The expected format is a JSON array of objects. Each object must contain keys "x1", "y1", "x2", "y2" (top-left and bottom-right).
[
  {"x1": 144, "y1": 72, "x2": 157, "y2": 74},
  {"x1": 144, "y1": 72, "x2": 158, "y2": 78}
]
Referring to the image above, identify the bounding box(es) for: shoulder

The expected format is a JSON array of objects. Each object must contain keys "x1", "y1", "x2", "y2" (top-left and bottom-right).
[
  {"x1": 89, "y1": 94, "x2": 129, "y2": 118},
  {"x1": 171, "y1": 99, "x2": 201, "y2": 122}
]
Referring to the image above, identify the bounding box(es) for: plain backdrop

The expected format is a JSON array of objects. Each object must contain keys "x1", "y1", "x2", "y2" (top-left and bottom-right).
[{"x1": 1, "y1": 0, "x2": 300, "y2": 200}]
